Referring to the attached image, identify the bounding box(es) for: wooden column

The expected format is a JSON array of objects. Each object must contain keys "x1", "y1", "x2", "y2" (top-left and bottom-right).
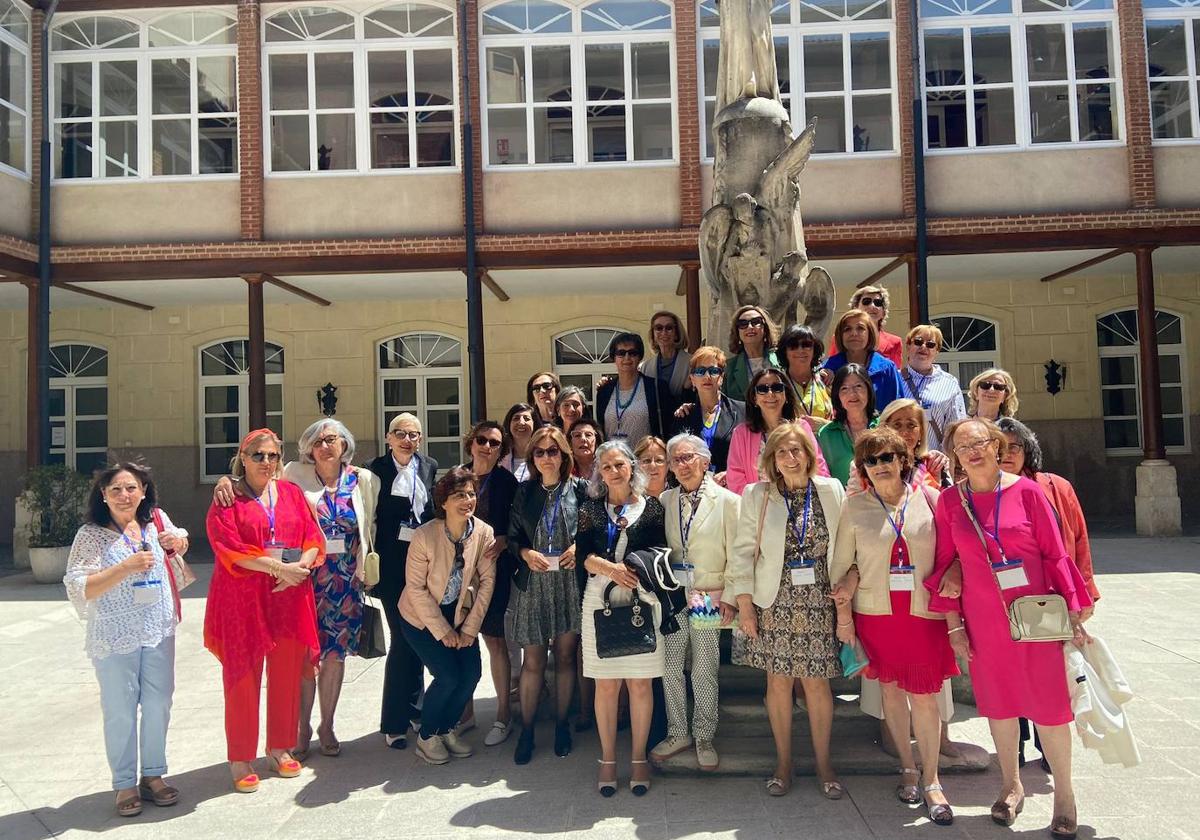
[
  {"x1": 1134, "y1": 246, "x2": 1164, "y2": 460},
  {"x1": 906, "y1": 255, "x2": 921, "y2": 330},
  {"x1": 683, "y1": 262, "x2": 702, "y2": 351},
  {"x1": 23, "y1": 279, "x2": 41, "y2": 469},
  {"x1": 245, "y1": 274, "x2": 267, "y2": 429}
]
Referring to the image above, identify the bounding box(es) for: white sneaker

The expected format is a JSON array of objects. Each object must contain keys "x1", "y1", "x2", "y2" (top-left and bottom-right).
[
  {"x1": 415, "y1": 734, "x2": 450, "y2": 765},
  {"x1": 650, "y1": 734, "x2": 693, "y2": 761},
  {"x1": 484, "y1": 721, "x2": 511, "y2": 747},
  {"x1": 454, "y1": 715, "x2": 477, "y2": 736},
  {"x1": 441, "y1": 731, "x2": 474, "y2": 758},
  {"x1": 696, "y1": 740, "x2": 720, "y2": 771}
]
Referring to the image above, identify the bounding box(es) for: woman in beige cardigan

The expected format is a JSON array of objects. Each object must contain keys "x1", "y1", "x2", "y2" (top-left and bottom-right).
[{"x1": 830, "y1": 428, "x2": 957, "y2": 825}]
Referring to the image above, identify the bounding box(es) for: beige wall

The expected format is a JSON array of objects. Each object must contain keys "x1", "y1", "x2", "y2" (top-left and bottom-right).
[
  {"x1": 1154, "y1": 146, "x2": 1200, "y2": 208},
  {"x1": 0, "y1": 170, "x2": 31, "y2": 239},
  {"x1": 51, "y1": 180, "x2": 240, "y2": 245},
  {"x1": 926, "y1": 148, "x2": 1130, "y2": 216},
  {"x1": 483, "y1": 167, "x2": 680, "y2": 233},
  {"x1": 264, "y1": 173, "x2": 463, "y2": 239},
  {"x1": 700, "y1": 158, "x2": 905, "y2": 222}
]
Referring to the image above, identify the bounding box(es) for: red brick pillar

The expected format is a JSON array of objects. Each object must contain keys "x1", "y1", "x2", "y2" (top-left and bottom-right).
[
  {"x1": 674, "y1": 0, "x2": 702, "y2": 226},
  {"x1": 896, "y1": 0, "x2": 917, "y2": 218},
  {"x1": 238, "y1": 0, "x2": 264, "y2": 241},
  {"x1": 463, "y1": 0, "x2": 485, "y2": 234},
  {"x1": 29, "y1": 8, "x2": 45, "y2": 239},
  {"x1": 1117, "y1": 0, "x2": 1156, "y2": 209}
]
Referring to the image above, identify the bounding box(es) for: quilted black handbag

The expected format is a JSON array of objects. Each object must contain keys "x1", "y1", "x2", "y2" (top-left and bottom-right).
[{"x1": 593, "y1": 581, "x2": 657, "y2": 659}]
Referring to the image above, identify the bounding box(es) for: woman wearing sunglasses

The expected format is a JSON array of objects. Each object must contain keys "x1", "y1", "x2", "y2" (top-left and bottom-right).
[
  {"x1": 827, "y1": 285, "x2": 904, "y2": 368},
  {"x1": 829, "y1": 428, "x2": 958, "y2": 825},
  {"x1": 817, "y1": 364, "x2": 881, "y2": 487},
  {"x1": 508, "y1": 426, "x2": 590, "y2": 763},
  {"x1": 726, "y1": 367, "x2": 829, "y2": 495},
  {"x1": 638, "y1": 310, "x2": 692, "y2": 398},
  {"x1": 901, "y1": 325, "x2": 965, "y2": 453},
  {"x1": 968, "y1": 368, "x2": 1019, "y2": 421},
  {"x1": 822, "y1": 310, "x2": 907, "y2": 413},
  {"x1": 526, "y1": 372, "x2": 562, "y2": 427},
  {"x1": 669, "y1": 346, "x2": 744, "y2": 481},
  {"x1": 779, "y1": 324, "x2": 833, "y2": 426},
  {"x1": 456, "y1": 421, "x2": 520, "y2": 747},
  {"x1": 205, "y1": 429, "x2": 325, "y2": 792},
  {"x1": 398, "y1": 467, "x2": 499, "y2": 765},
  {"x1": 721, "y1": 305, "x2": 780, "y2": 402}
]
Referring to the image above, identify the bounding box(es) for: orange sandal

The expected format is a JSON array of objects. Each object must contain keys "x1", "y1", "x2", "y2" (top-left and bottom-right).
[
  {"x1": 268, "y1": 752, "x2": 302, "y2": 778},
  {"x1": 230, "y1": 763, "x2": 259, "y2": 793}
]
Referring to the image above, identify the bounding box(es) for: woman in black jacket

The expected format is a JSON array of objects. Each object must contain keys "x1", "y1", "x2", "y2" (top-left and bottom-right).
[
  {"x1": 508, "y1": 425, "x2": 589, "y2": 764},
  {"x1": 369, "y1": 412, "x2": 438, "y2": 750}
]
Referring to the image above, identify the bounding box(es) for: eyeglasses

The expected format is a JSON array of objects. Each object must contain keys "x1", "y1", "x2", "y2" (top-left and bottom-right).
[
  {"x1": 390, "y1": 430, "x2": 422, "y2": 441},
  {"x1": 106, "y1": 484, "x2": 141, "y2": 496},
  {"x1": 786, "y1": 340, "x2": 815, "y2": 350},
  {"x1": 1005, "y1": 443, "x2": 1024, "y2": 455},
  {"x1": 862, "y1": 452, "x2": 899, "y2": 467},
  {"x1": 909, "y1": 338, "x2": 939, "y2": 350},
  {"x1": 692, "y1": 365, "x2": 724, "y2": 378},
  {"x1": 754, "y1": 382, "x2": 787, "y2": 395},
  {"x1": 532, "y1": 446, "x2": 561, "y2": 459},
  {"x1": 652, "y1": 323, "x2": 676, "y2": 333},
  {"x1": 531, "y1": 382, "x2": 556, "y2": 393},
  {"x1": 737, "y1": 316, "x2": 765, "y2": 330},
  {"x1": 249, "y1": 451, "x2": 282, "y2": 463},
  {"x1": 449, "y1": 490, "x2": 478, "y2": 502},
  {"x1": 953, "y1": 437, "x2": 995, "y2": 455},
  {"x1": 474, "y1": 436, "x2": 502, "y2": 449},
  {"x1": 978, "y1": 381, "x2": 1007, "y2": 392},
  {"x1": 671, "y1": 452, "x2": 700, "y2": 466},
  {"x1": 314, "y1": 435, "x2": 341, "y2": 448},
  {"x1": 613, "y1": 348, "x2": 642, "y2": 359},
  {"x1": 638, "y1": 456, "x2": 667, "y2": 467},
  {"x1": 859, "y1": 296, "x2": 886, "y2": 308}
]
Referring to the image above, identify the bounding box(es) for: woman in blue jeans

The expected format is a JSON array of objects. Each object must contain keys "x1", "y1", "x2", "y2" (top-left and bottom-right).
[
  {"x1": 64, "y1": 462, "x2": 190, "y2": 817},
  {"x1": 398, "y1": 467, "x2": 500, "y2": 765}
]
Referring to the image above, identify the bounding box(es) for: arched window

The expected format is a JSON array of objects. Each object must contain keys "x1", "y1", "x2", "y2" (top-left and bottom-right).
[
  {"x1": 481, "y1": 0, "x2": 675, "y2": 166},
  {"x1": 1096, "y1": 309, "x2": 1187, "y2": 453},
  {"x1": 553, "y1": 326, "x2": 620, "y2": 403},
  {"x1": 49, "y1": 343, "x2": 109, "y2": 474},
  {"x1": 0, "y1": 0, "x2": 30, "y2": 175},
  {"x1": 378, "y1": 332, "x2": 464, "y2": 469},
  {"x1": 931, "y1": 314, "x2": 998, "y2": 391},
  {"x1": 199, "y1": 340, "x2": 285, "y2": 480}
]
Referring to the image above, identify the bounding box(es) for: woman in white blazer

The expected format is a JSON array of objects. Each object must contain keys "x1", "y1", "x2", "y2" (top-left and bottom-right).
[
  {"x1": 651, "y1": 433, "x2": 741, "y2": 772},
  {"x1": 724, "y1": 422, "x2": 846, "y2": 799}
]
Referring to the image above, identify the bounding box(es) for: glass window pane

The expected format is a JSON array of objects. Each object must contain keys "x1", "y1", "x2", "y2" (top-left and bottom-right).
[
  {"x1": 427, "y1": 440, "x2": 459, "y2": 467},
  {"x1": 806, "y1": 96, "x2": 845, "y2": 151},
  {"x1": 1078, "y1": 83, "x2": 1113, "y2": 141},
  {"x1": 702, "y1": 39, "x2": 719, "y2": 97},
  {"x1": 1146, "y1": 20, "x2": 1187, "y2": 77},
  {"x1": 586, "y1": 43, "x2": 625, "y2": 98},
  {"x1": 383, "y1": 378, "x2": 418, "y2": 406},
  {"x1": 1100, "y1": 356, "x2": 1136, "y2": 385},
  {"x1": 704, "y1": 99, "x2": 715, "y2": 157},
  {"x1": 1029, "y1": 85, "x2": 1071, "y2": 143},
  {"x1": 427, "y1": 377, "x2": 460, "y2": 406},
  {"x1": 488, "y1": 108, "x2": 528, "y2": 164},
  {"x1": 1159, "y1": 353, "x2": 1181, "y2": 383},
  {"x1": 315, "y1": 52, "x2": 355, "y2": 109},
  {"x1": 852, "y1": 94, "x2": 891, "y2": 151},
  {"x1": 1103, "y1": 418, "x2": 1138, "y2": 449},
  {"x1": 927, "y1": 90, "x2": 968, "y2": 148},
  {"x1": 483, "y1": 0, "x2": 572, "y2": 35},
  {"x1": 100, "y1": 61, "x2": 137, "y2": 117},
  {"x1": 1157, "y1": 312, "x2": 1182, "y2": 344},
  {"x1": 975, "y1": 87, "x2": 1016, "y2": 145},
  {"x1": 415, "y1": 110, "x2": 454, "y2": 166},
  {"x1": 776, "y1": 35, "x2": 790, "y2": 95},
  {"x1": 804, "y1": 34, "x2": 844, "y2": 93},
  {"x1": 205, "y1": 385, "x2": 239, "y2": 413},
  {"x1": 57, "y1": 62, "x2": 92, "y2": 119},
  {"x1": 1026, "y1": 25, "x2": 1068, "y2": 82},
  {"x1": 1073, "y1": 22, "x2": 1112, "y2": 80},
  {"x1": 75, "y1": 387, "x2": 108, "y2": 416},
  {"x1": 633, "y1": 102, "x2": 671, "y2": 159},
  {"x1": 48, "y1": 389, "x2": 66, "y2": 416},
  {"x1": 271, "y1": 113, "x2": 310, "y2": 171},
  {"x1": 533, "y1": 45, "x2": 572, "y2": 102},
  {"x1": 588, "y1": 104, "x2": 626, "y2": 161},
  {"x1": 1162, "y1": 417, "x2": 1184, "y2": 448},
  {"x1": 1195, "y1": 19, "x2": 1200, "y2": 72},
  {"x1": 75, "y1": 419, "x2": 107, "y2": 448},
  {"x1": 413, "y1": 49, "x2": 454, "y2": 105},
  {"x1": 486, "y1": 46, "x2": 526, "y2": 105},
  {"x1": 199, "y1": 117, "x2": 237, "y2": 173},
  {"x1": 848, "y1": 0, "x2": 891, "y2": 19},
  {"x1": 924, "y1": 29, "x2": 965, "y2": 87},
  {"x1": 76, "y1": 451, "x2": 108, "y2": 476},
  {"x1": 206, "y1": 447, "x2": 236, "y2": 477},
  {"x1": 534, "y1": 104, "x2": 572, "y2": 162},
  {"x1": 206, "y1": 415, "x2": 241, "y2": 444},
  {"x1": 631, "y1": 42, "x2": 670, "y2": 99},
  {"x1": 152, "y1": 118, "x2": 191, "y2": 175},
  {"x1": 57, "y1": 122, "x2": 92, "y2": 177},
  {"x1": 972, "y1": 27, "x2": 1012, "y2": 84},
  {"x1": 197, "y1": 56, "x2": 236, "y2": 113},
  {"x1": 850, "y1": 32, "x2": 890, "y2": 90},
  {"x1": 372, "y1": 111, "x2": 410, "y2": 167},
  {"x1": 1160, "y1": 385, "x2": 1183, "y2": 415},
  {"x1": 270, "y1": 53, "x2": 309, "y2": 110},
  {"x1": 152, "y1": 58, "x2": 191, "y2": 115},
  {"x1": 369, "y1": 51, "x2": 408, "y2": 107},
  {"x1": 101, "y1": 121, "x2": 137, "y2": 177},
  {"x1": 1, "y1": 108, "x2": 24, "y2": 171},
  {"x1": 426, "y1": 411, "x2": 460, "y2": 438},
  {"x1": 1101, "y1": 387, "x2": 1137, "y2": 416},
  {"x1": 316, "y1": 112, "x2": 355, "y2": 169},
  {"x1": 266, "y1": 384, "x2": 283, "y2": 413},
  {"x1": 1, "y1": 41, "x2": 26, "y2": 109}
]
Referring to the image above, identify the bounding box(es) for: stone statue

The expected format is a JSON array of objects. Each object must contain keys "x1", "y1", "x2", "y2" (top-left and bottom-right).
[{"x1": 700, "y1": 0, "x2": 835, "y2": 343}]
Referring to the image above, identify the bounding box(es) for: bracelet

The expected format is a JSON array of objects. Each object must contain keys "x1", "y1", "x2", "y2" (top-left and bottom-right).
[
  {"x1": 947, "y1": 626, "x2": 965, "y2": 636},
  {"x1": 836, "y1": 620, "x2": 853, "y2": 627}
]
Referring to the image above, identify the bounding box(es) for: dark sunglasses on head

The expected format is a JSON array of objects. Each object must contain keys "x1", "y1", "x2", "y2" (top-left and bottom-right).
[
  {"x1": 474, "y1": 436, "x2": 502, "y2": 449},
  {"x1": 859, "y1": 296, "x2": 886, "y2": 308},
  {"x1": 754, "y1": 382, "x2": 787, "y2": 395},
  {"x1": 531, "y1": 382, "x2": 556, "y2": 393},
  {"x1": 249, "y1": 451, "x2": 281, "y2": 463},
  {"x1": 909, "y1": 338, "x2": 939, "y2": 349},
  {"x1": 613, "y1": 348, "x2": 642, "y2": 358},
  {"x1": 692, "y1": 365, "x2": 723, "y2": 378},
  {"x1": 532, "y1": 446, "x2": 561, "y2": 458},
  {"x1": 862, "y1": 452, "x2": 898, "y2": 467},
  {"x1": 978, "y1": 381, "x2": 1007, "y2": 391},
  {"x1": 737, "y1": 316, "x2": 765, "y2": 330}
]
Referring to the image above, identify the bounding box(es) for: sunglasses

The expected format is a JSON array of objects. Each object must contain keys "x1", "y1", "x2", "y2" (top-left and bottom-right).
[
  {"x1": 532, "y1": 446, "x2": 561, "y2": 459},
  {"x1": 531, "y1": 382, "x2": 556, "y2": 393},
  {"x1": 862, "y1": 452, "x2": 898, "y2": 467},
  {"x1": 474, "y1": 436, "x2": 502, "y2": 449},
  {"x1": 390, "y1": 430, "x2": 421, "y2": 440},
  {"x1": 786, "y1": 340, "x2": 815, "y2": 350},
  {"x1": 859, "y1": 296, "x2": 886, "y2": 308},
  {"x1": 737, "y1": 316, "x2": 765, "y2": 330},
  {"x1": 909, "y1": 338, "x2": 939, "y2": 350},
  {"x1": 652, "y1": 323, "x2": 675, "y2": 332},
  {"x1": 249, "y1": 451, "x2": 281, "y2": 463},
  {"x1": 754, "y1": 382, "x2": 787, "y2": 394},
  {"x1": 978, "y1": 381, "x2": 1007, "y2": 391},
  {"x1": 692, "y1": 365, "x2": 723, "y2": 378},
  {"x1": 613, "y1": 348, "x2": 642, "y2": 359}
]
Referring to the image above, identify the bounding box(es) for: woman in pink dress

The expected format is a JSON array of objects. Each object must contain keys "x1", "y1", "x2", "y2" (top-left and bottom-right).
[{"x1": 925, "y1": 418, "x2": 1091, "y2": 840}]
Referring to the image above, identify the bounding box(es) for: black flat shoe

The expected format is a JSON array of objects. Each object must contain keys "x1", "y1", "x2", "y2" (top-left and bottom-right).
[
  {"x1": 384, "y1": 733, "x2": 407, "y2": 750},
  {"x1": 554, "y1": 722, "x2": 572, "y2": 758},
  {"x1": 514, "y1": 730, "x2": 534, "y2": 765}
]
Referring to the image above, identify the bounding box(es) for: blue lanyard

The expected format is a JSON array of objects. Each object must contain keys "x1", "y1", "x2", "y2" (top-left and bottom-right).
[
  {"x1": 255, "y1": 484, "x2": 277, "y2": 543},
  {"x1": 121, "y1": 525, "x2": 148, "y2": 553},
  {"x1": 965, "y1": 476, "x2": 1005, "y2": 559},
  {"x1": 605, "y1": 504, "x2": 626, "y2": 557},
  {"x1": 322, "y1": 468, "x2": 350, "y2": 530},
  {"x1": 614, "y1": 378, "x2": 642, "y2": 432},
  {"x1": 700, "y1": 402, "x2": 721, "y2": 450},
  {"x1": 541, "y1": 484, "x2": 565, "y2": 553},
  {"x1": 784, "y1": 483, "x2": 813, "y2": 554},
  {"x1": 677, "y1": 486, "x2": 703, "y2": 563},
  {"x1": 872, "y1": 486, "x2": 911, "y2": 560}
]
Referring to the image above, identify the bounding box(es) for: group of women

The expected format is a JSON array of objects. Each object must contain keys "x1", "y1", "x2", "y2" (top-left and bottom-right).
[{"x1": 65, "y1": 292, "x2": 1097, "y2": 839}]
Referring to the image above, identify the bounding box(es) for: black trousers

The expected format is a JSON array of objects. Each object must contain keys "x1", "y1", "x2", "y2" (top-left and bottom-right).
[
  {"x1": 400, "y1": 605, "x2": 482, "y2": 738},
  {"x1": 380, "y1": 592, "x2": 425, "y2": 735}
]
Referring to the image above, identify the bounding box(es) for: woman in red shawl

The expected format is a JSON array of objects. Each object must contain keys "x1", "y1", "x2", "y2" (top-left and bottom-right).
[{"x1": 205, "y1": 429, "x2": 324, "y2": 792}]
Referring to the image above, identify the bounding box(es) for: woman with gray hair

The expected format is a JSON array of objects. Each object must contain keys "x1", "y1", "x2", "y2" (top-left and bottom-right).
[{"x1": 577, "y1": 440, "x2": 668, "y2": 796}]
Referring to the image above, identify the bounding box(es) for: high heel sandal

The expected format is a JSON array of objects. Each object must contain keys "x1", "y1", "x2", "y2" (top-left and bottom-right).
[
  {"x1": 922, "y1": 784, "x2": 954, "y2": 826},
  {"x1": 597, "y1": 760, "x2": 617, "y2": 798},
  {"x1": 896, "y1": 768, "x2": 921, "y2": 804},
  {"x1": 990, "y1": 787, "x2": 1025, "y2": 826},
  {"x1": 230, "y1": 763, "x2": 260, "y2": 793},
  {"x1": 630, "y1": 760, "x2": 650, "y2": 796},
  {"x1": 267, "y1": 752, "x2": 302, "y2": 778},
  {"x1": 1050, "y1": 804, "x2": 1078, "y2": 839}
]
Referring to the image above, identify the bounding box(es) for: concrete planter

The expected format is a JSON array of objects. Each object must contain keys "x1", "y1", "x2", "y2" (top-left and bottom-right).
[{"x1": 30, "y1": 546, "x2": 70, "y2": 584}]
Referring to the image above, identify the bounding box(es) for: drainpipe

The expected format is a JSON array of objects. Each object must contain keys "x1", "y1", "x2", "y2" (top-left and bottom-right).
[
  {"x1": 36, "y1": 0, "x2": 59, "y2": 466},
  {"x1": 909, "y1": 0, "x2": 929, "y2": 324},
  {"x1": 460, "y1": 0, "x2": 484, "y2": 421}
]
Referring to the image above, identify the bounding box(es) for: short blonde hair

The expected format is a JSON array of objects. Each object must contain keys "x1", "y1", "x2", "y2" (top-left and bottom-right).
[
  {"x1": 689, "y1": 345, "x2": 726, "y2": 369},
  {"x1": 647, "y1": 310, "x2": 688, "y2": 353},
  {"x1": 759, "y1": 421, "x2": 819, "y2": 486},
  {"x1": 231, "y1": 430, "x2": 284, "y2": 478},
  {"x1": 943, "y1": 417, "x2": 1006, "y2": 473},
  {"x1": 388, "y1": 412, "x2": 422, "y2": 435},
  {"x1": 968, "y1": 368, "x2": 1019, "y2": 417},
  {"x1": 834, "y1": 309, "x2": 878, "y2": 357},
  {"x1": 905, "y1": 323, "x2": 944, "y2": 348},
  {"x1": 879, "y1": 398, "x2": 930, "y2": 458},
  {"x1": 852, "y1": 285, "x2": 891, "y2": 322}
]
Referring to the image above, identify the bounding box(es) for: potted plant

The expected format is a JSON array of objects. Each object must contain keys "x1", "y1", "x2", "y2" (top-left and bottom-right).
[{"x1": 21, "y1": 464, "x2": 90, "y2": 584}]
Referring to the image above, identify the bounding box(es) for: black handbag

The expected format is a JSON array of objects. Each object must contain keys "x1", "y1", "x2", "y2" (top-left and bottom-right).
[
  {"x1": 356, "y1": 600, "x2": 387, "y2": 659},
  {"x1": 593, "y1": 581, "x2": 657, "y2": 659}
]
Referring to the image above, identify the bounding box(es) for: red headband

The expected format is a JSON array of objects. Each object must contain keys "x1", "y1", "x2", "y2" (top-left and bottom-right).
[{"x1": 240, "y1": 428, "x2": 279, "y2": 452}]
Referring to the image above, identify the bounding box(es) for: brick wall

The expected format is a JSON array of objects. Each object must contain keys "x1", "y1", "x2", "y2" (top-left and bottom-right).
[
  {"x1": 1117, "y1": 0, "x2": 1156, "y2": 209},
  {"x1": 895, "y1": 0, "x2": 917, "y2": 218},
  {"x1": 674, "y1": 0, "x2": 703, "y2": 226},
  {"x1": 237, "y1": 0, "x2": 264, "y2": 241},
  {"x1": 28, "y1": 9, "x2": 44, "y2": 240}
]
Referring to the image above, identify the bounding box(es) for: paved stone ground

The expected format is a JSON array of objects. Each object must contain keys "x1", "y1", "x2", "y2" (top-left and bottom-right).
[{"x1": 0, "y1": 536, "x2": 1197, "y2": 840}]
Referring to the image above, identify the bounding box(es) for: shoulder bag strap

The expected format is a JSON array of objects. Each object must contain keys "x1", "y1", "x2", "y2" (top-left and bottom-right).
[
  {"x1": 152, "y1": 508, "x2": 182, "y2": 621},
  {"x1": 902, "y1": 367, "x2": 945, "y2": 444},
  {"x1": 956, "y1": 486, "x2": 1010, "y2": 617}
]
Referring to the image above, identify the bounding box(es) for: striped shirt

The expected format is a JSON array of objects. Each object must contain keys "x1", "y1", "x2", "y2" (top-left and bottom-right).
[{"x1": 901, "y1": 364, "x2": 966, "y2": 452}]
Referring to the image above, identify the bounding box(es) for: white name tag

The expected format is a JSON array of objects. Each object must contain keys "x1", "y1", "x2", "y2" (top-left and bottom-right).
[
  {"x1": 324, "y1": 537, "x2": 346, "y2": 555},
  {"x1": 790, "y1": 565, "x2": 816, "y2": 586},
  {"x1": 132, "y1": 580, "x2": 161, "y2": 605},
  {"x1": 995, "y1": 562, "x2": 1029, "y2": 590},
  {"x1": 266, "y1": 546, "x2": 285, "y2": 561},
  {"x1": 398, "y1": 526, "x2": 416, "y2": 542},
  {"x1": 889, "y1": 571, "x2": 915, "y2": 592},
  {"x1": 672, "y1": 567, "x2": 693, "y2": 589},
  {"x1": 543, "y1": 552, "x2": 560, "y2": 571}
]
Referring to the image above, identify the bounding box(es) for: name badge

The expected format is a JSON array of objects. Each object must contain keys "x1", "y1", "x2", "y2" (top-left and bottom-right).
[
  {"x1": 789, "y1": 561, "x2": 816, "y2": 587},
  {"x1": 543, "y1": 552, "x2": 561, "y2": 572},
  {"x1": 267, "y1": 544, "x2": 302, "y2": 563},
  {"x1": 324, "y1": 537, "x2": 346, "y2": 555},
  {"x1": 993, "y1": 559, "x2": 1029, "y2": 590},
  {"x1": 671, "y1": 564, "x2": 693, "y2": 589},
  {"x1": 398, "y1": 526, "x2": 416, "y2": 542},
  {"x1": 132, "y1": 580, "x2": 161, "y2": 605},
  {"x1": 889, "y1": 565, "x2": 916, "y2": 592}
]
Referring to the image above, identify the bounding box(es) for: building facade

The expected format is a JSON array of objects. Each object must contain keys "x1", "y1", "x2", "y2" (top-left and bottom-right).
[{"x1": 0, "y1": 0, "x2": 1196, "y2": 540}]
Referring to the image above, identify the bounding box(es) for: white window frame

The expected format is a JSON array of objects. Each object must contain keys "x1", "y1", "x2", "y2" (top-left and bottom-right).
[
  {"x1": 376, "y1": 331, "x2": 464, "y2": 471},
  {"x1": 198, "y1": 339, "x2": 286, "y2": 482},
  {"x1": 480, "y1": 0, "x2": 678, "y2": 170},
  {"x1": 552, "y1": 325, "x2": 621, "y2": 404},
  {"x1": 1096, "y1": 308, "x2": 1189, "y2": 456},
  {"x1": 922, "y1": 24, "x2": 1020, "y2": 149},
  {"x1": 697, "y1": 0, "x2": 900, "y2": 161},
  {"x1": 50, "y1": 11, "x2": 239, "y2": 182},
  {"x1": 0, "y1": 0, "x2": 31, "y2": 177},
  {"x1": 48, "y1": 342, "x2": 109, "y2": 473},
  {"x1": 917, "y1": 0, "x2": 1125, "y2": 153},
  {"x1": 1144, "y1": 6, "x2": 1200, "y2": 143},
  {"x1": 931, "y1": 313, "x2": 999, "y2": 392},
  {"x1": 262, "y1": 2, "x2": 461, "y2": 176}
]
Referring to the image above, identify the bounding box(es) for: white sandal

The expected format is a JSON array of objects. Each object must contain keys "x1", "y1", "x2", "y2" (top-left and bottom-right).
[{"x1": 483, "y1": 720, "x2": 511, "y2": 747}]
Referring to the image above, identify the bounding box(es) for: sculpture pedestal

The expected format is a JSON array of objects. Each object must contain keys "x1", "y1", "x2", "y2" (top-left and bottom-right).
[{"x1": 1135, "y1": 459, "x2": 1182, "y2": 536}]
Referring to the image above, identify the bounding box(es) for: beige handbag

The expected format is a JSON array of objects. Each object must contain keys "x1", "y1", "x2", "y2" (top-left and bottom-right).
[{"x1": 957, "y1": 486, "x2": 1073, "y2": 643}]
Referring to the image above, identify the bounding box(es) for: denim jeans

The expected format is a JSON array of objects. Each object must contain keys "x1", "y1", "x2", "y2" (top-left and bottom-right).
[
  {"x1": 400, "y1": 607, "x2": 482, "y2": 738},
  {"x1": 92, "y1": 635, "x2": 175, "y2": 790}
]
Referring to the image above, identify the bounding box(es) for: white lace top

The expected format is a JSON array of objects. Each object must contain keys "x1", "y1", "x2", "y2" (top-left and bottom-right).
[{"x1": 64, "y1": 514, "x2": 184, "y2": 660}]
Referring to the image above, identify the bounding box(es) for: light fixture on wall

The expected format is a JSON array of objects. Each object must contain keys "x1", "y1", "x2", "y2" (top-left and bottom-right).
[
  {"x1": 1044, "y1": 360, "x2": 1066, "y2": 396},
  {"x1": 317, "y1": 383, "x2": 338, "y2": 417}
]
